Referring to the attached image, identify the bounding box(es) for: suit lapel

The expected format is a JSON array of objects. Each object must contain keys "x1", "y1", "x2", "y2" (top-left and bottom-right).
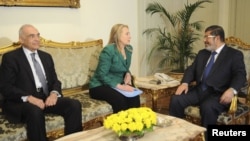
[
  {"x1": 202, "y1": 51, "x2": 211, "y2": 68},
  {"x1": 18, "y1": 48, "x2": 36, "y2": 83},
  {"x1": 199, "y1": 51, "x2": 211, "y2": 80},
  {"x1": 115, "y1": 46, "x2": 129, "y2": 71},
  {"x1": 125, "y1": 46, "x2": 132, "y2": 69},
  {"x1": 209, "y1": 46, "x2": 228, "y2": 77}
]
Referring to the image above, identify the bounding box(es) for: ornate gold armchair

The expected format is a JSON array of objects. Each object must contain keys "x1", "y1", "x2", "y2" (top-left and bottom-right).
[{"x1": 184, "y1": 36, "x2": 250, "y2": 125}]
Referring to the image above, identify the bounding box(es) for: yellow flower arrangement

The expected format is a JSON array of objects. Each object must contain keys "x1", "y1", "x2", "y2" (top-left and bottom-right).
[{"x1": 104, "y1": 107, "x2": 157, "y2": 137}]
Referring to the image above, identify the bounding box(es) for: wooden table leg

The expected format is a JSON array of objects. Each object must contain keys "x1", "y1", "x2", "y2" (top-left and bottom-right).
[{"x1": 139, "y1": 86, "x2": 178, "y2": 112}]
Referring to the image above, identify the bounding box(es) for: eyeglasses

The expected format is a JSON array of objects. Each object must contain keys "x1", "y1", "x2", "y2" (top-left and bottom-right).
[{"x1": 204, "y1": 35, "x2": 216, "y2": 39}]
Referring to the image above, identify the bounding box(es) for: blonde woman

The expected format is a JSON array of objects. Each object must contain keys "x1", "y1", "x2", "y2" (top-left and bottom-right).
[{"x1": 89, "y1": 24, "x2": 140, "y2": 113}]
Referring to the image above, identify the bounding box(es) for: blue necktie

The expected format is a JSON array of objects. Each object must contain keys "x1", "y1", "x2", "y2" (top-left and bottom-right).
[
  {"x1": 201, "y1": 51, "x2": 217, "y2": 90},
  {"x1": 31, "y1": 53, "x2": 49, "y2": 95}
]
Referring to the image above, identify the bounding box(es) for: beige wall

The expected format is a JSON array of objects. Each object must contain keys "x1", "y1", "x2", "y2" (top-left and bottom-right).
[
  {"x1": 0, "y1": 0, "x2": 246, "y2": 76},
  {"x1": 137, "y1": 0, "x2": 242, "y2": 76},
  {"x1": 228, "y1": 0, "x2": 250, "y2": 43},
  {"x1": 138, "y1": 0, "x2": 222, "y2": 76},
  {"x1": 0, "y1": 0, "x2": 140, "y2": 75}
]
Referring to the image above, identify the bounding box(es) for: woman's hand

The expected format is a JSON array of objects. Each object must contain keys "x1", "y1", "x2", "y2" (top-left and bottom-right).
[
  {"x1": 117, "y1": 84, "x2": 134, "y2": 92},
  {"x1": 123, "y1": 72, "x2": 132, "y2": 85}
]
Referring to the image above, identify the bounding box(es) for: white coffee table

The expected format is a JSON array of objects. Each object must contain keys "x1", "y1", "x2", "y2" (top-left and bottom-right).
[{"x1": 56, "y1": 113, "x2": 206, "y2": 141}]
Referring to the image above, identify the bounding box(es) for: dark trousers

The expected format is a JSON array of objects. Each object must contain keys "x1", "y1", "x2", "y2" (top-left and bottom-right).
[
  {"x1": 89, "y1": 85, "x2": 140, "y2": 113},
  {"x1": 21, "y1": 96, "x2": 83, "y2": 141},
  {"x1": 169, "y1": 86, "x2": 230, "y2": 140}
]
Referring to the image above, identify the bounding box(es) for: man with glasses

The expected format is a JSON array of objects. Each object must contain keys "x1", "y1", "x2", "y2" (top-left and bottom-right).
[{"x1": 169, "y1": 25, "x2": 246, "y2": 140}]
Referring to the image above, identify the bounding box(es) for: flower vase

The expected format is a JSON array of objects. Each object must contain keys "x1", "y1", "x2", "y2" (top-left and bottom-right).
[{"x1": 118, "y1": 133, "x2": 144, "y2": 141}]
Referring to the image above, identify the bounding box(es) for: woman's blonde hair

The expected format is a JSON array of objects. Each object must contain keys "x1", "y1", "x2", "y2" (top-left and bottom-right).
[{"x1": 107, "y1": 24, "x2": 129, "y2": 45}]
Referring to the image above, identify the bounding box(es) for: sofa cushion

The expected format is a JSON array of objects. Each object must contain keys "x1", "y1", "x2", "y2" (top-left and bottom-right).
[
  {"x1": 0, "y1": 91, "x2": 113, "y2": 141},
  {"x1": 184, "y1": 103, "x2": 250, "y2": 124},
  {"x1": 217, "y1": 103, "x2": 250, "y2": 124},
  {"x1": 69, "y1": 91, "x2": 113, "y2": 122}
]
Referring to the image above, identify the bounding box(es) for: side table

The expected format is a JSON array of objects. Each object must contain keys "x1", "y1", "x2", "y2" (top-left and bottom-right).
[{"x1": 134, "y1": 76, "x2": 180, "y2": 112}]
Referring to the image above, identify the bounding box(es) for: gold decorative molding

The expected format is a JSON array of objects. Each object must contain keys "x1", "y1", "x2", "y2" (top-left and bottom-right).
[
  {"x1": 226, "y1": 36, "x2": 250, "y2": 50},
  {"x1": 0, "y1": 0, "x2": 80, "y2": 8},
  {"x1": 39, "y1": 37, "x2": 103, "y2": 49},
  {"x1": 0, "y1": 37, "x2": 103, "y2": 52}
]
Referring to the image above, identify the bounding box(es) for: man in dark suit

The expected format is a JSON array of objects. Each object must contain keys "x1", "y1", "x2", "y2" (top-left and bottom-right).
[
  {"x1": 0, "y1": 24, "x2": 83, "y2": 141},
  {"x1": 169, "y1": 25, "x2": 246, "y2": 131}
]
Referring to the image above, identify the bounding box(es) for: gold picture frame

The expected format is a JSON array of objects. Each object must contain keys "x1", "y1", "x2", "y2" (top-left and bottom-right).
[{"x1": 0, "y1": 0, "x2": 80, "y2": 8}]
